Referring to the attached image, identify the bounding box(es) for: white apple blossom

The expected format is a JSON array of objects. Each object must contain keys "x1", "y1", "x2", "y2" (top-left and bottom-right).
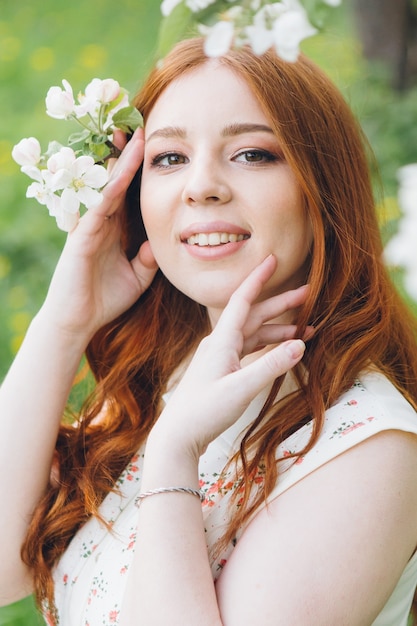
[
  {"x1": 186, "y1": 0, "x2": 217, "y2": 11},
  {"x1": 26, "y1": 181, "x2": 61, "y2": 217},
  {"x1": 13, "y1": 76, "x2": 143, "y2": 231},
  {"x1": 161, "y1": 0, "x2": 182, "y2": 16},
  {"x1": 45, "y1": 147, "x2": 108, "y2": 210},
  {"x1": 75, "y1": 78, "x2": 123, "y2": 118},
  {"x1": 202, "y1": 0, "x2": 318, "y2": 60},
  {"x1": 11, "y1": 137, "x2": 41, "y2": 167},
  {"x1": 45, "y1": 79, "x2": 75, "y2": 119},
  {"x1": 384, "y1": 165, "x2": 417, "y2": 300},
  {"x1": 87, "y1": 78, "x2": 121, "y2": 104},
  {"x1": 55, "y1": 209, "x2": 80, "y2": 232},
  {"x1": 15, "y1": 145, "x2": 109, "y2": 231},
  {"x1": 273, "y1": 5, "x2": 317, "y2": 61},
  {"x1": 203, "y1": 21, "x2": 235, "y2": 57}
]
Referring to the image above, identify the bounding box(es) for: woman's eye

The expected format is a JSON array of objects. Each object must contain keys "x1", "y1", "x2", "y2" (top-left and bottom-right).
[
  {"x1": 151, "y1": 153, "x2": 188, "y2": 168},
  {"x1": 234, "y1": 150, "x2": 277, "y2": 164}
]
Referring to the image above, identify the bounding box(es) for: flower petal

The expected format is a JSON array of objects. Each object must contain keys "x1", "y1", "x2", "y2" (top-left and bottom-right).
[
  {"x1": 12, "y1": 137, "x2": 41, "y2": 166},
  {"x1": 60, "y1": 187, "x2": 80, "y2": 214},
  {"x1": 81, "y1": 164, "x2": 109, "y2": 188},
  {"x1": 45, "y1": 81, "x2": 75, "y2": 119},
  {"x1": 245, "y1": 25, "x2": 275, "y2": 55},
  {"x1": 273, "y1": 10, "x2": 317, "y2": 62},
  {"x1": 45, "y1": 193, "x2": 62, "y2": 216},
  {"x1": 47, "y1": 147, "x2": 76, "y2": 173},
  {"x1": 160, "y1": 0, "x2": 183, "y2": 17},
  {"x1": 21, "y1": 165, "x2": 43, "y2": 182},
  {"x1": 204, "y1": 21, "x2": 234, "y2": 58},
  {"x1": 55, "y1": 210, "x2": 80, "y2": 232},
  {"x1": 49, "y1": 169, "x2": 73, "y2": 192},
  {"x1": 77, "y1": 187, "x2": 103, "y2": 209},
  {"x1": 26, "y1": 182, "x2": 48, "y2": 205},
  {"x1": 72, "y1": 155, "x2": 96, "y2": 177}
]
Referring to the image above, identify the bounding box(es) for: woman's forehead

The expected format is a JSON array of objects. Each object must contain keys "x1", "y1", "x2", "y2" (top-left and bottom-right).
[{"x1": 144, "y1": 64, "x2": 269, "y2": 137}]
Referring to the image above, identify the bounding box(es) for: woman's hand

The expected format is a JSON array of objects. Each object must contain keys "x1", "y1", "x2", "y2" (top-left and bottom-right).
[
  {"x1": 39, "y1": 128, "x2": 158, "y2": 342},
  {"x1": 150, "y1": 255, "x2": 309, "y2": 459}
]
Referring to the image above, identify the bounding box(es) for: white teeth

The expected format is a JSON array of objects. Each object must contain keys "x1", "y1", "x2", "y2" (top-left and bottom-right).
[
  {"x1": 198, "y1": 233, "x2": 209, "y2": 246},
  {"x1": 186, "y1": 232, "x2": 247, "y2": 246},
  {"x1": 208, "y1": 233, "x2": 221, "y2": 246}
]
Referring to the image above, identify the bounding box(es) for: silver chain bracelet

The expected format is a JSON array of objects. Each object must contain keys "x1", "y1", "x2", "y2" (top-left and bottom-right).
[{"x1": 135, "y1": 486, "x2": 204, "y2": 507}]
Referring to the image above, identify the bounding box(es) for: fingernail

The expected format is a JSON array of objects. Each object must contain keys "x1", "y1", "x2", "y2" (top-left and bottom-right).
[{"x1": 285, "y1": 339, "x2": 305, "y2": 359}]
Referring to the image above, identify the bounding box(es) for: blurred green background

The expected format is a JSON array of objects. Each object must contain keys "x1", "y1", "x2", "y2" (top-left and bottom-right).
[{"x1": 1, "y1": 0, "x2": 417, "y2": 624}]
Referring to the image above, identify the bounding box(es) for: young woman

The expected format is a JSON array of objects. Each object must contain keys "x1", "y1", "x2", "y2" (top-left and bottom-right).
[{"x1": 1, "y1": 37, "x2": 417, "y2": 626}]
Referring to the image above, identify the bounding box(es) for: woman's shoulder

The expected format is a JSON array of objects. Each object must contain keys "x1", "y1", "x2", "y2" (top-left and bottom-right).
[
  {"x1": 268, "y1": 369, "x2": 417, "y2": 501},
  {"x1": 325, "y1": 369, "x2": 417, "y2": 439}
]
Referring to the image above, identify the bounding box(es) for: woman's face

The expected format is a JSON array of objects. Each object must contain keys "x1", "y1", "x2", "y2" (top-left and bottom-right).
[{"x1": 140, "y1": 62, "x2": 313, "y2": 323}]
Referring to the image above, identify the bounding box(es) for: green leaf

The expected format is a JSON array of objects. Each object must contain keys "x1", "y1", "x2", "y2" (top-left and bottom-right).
[
  {"x1": 45, "y1": 140, "x2": 64, "y2": 158},
  {"x1": 156, "y1": 2, "x2": 194, "y2": 59},
  {"x1": 302, "y1": 0, "x2": 341, "y2": 30},
  {"x1": 68, "y1": 129, "x2": 90, "y2": 146},
  {"x1": 112, "y1": 106, "x2": 143, "y2": 133},
  {"x1": 193, "y1": 0, "x2": 233, "y2": 24},
  {"x1": 89, "y1": 133, "x2": 108, "y2": 145},
  {"x1": 86, "y1": 140, "x2": 110, "y2": 160}
]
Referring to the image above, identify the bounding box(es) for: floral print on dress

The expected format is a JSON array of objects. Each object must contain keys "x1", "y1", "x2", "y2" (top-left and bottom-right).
[
  {"x1": 200, "y1": 462, "x2": 266, "y2": 509},
  {"x1": 330, "y1": 416, "x2": 376, "y2": 439},
  {"x1": 282, "y1": 449, "x2": 305, "y2": 464},
  {"x1": 200, "y1": 471, "x2": 239, "y2": 507},
  {"x1": 115, "y1": 453, "x2": 142, "y2": 486},
  {"x1": 81, "y1": 539, "x2": 98, "y2": 559}
]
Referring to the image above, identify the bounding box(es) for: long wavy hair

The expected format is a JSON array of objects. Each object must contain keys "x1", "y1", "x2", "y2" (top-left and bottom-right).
[{"x1": 23, "y1": 38, "x2": 417, "y2": 616}]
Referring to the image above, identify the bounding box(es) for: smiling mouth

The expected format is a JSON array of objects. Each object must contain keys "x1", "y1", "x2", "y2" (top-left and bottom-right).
[{"x1": 185, "y1": 232, "x2": 250, "y2": 246}]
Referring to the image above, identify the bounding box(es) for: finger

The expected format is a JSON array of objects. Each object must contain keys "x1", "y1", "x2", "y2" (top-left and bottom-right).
[
  {"x1": 112, "y1": 129, "x2": 128, "y2": 151},
  {"x1": 240, "y1": 284, "x2": 310, "y2": 343},
  {"x1": 230, "y1": 339, "x2": 306, "y2": 399},
  {"x1": 242, "y1": 323, "x2": 315, "y2": 356},
  {"x1": 215, "y1": 255, "x2": 277, "y2": 334},
  {"x1": 242, "y1": 324, "x2": 300, "y2": 356},
  {"x1": 249, "y1": 284, "x2": 310, "y2": 327},
  {"x1": 106, "y1": 130, "x2": 128, "y2": 176},
  {"x1": 130, "y1": 241, "x2": 159, "y2": 291},
  {"x1": 94, "y1": 128, "x2": 144, "y2": 218}
]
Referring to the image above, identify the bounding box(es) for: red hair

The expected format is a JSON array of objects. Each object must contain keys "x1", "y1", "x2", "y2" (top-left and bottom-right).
[{"x1": 22, "y1": 38, "x2": 417, "y2": 615}]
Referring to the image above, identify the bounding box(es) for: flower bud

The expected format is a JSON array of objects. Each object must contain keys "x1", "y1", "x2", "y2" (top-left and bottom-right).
[
  {"x1": 12, "y1": 137, "x2": 41, "y2": 166},
  {"x1": 46, "y1": 79, "x2": 75, "y2": 119},
  {"x1": 84, "y1": 78, "x2": 121, "y2": 104}
]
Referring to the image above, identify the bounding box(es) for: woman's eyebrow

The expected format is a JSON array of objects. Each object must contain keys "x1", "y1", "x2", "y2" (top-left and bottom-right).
[
  {"x1": 221, "y1": 123, "x2": 274, "y2": 136},
  {"x1": 146, "y1": 126, "x2": 186, "y2": 142}
]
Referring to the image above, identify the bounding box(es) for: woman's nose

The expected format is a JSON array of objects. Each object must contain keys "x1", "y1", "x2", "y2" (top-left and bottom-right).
[{"x1": 181, "y1": 160, "x2": 232, "y2": 206}]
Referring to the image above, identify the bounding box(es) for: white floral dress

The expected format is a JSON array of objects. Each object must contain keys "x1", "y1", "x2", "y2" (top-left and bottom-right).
[{"x1": 49, "y1": 371, "x2": 417, "y2": 626}]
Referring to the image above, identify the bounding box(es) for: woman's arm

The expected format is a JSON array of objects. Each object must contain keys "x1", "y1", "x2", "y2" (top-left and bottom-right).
[
  {"x1": 215, "y1": 429, "x2": 417, "y2": 625},
  {"x1": 0, "y1": 129, "x2": 158, "y2": 604}
]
